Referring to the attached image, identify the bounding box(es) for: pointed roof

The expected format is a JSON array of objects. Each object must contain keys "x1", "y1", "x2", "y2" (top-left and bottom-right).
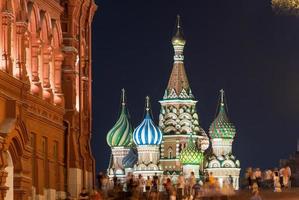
[
  {"x1": 164, "y1": 15, "x2": 193, "y2": 100},
  {"x1": 106, "y1": 89, "x2": 134, "y2": 147},
  {"x1": 209, "y1": 89, "x2": 236, "y2": 139}
]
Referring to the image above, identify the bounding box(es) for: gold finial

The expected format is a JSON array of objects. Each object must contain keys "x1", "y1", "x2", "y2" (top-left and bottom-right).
[
  {"x1": 220, "y1": 89, "x2": 224, "y2": 106},
  {"x1": 121, "y1": 88, "x2": 126, "y2": 106},
  {"x1": 177, "y1": 15, "x2": 181, "y2": 29},
  {"x1": 145, "y1": 96, "x2": 150, "y2": 112},
  {"x1": 172, "y1": 14, "x2": 186, "y2": 46}
]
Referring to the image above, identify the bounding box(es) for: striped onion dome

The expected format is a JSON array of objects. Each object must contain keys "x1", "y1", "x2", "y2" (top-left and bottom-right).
[
  {"x1": 122, "y1": 147, "x2": 138, "y2": 168},
  {"x1": 179, "y1": 134, "x2": 204, "y2": 165},
  {"x1": 209, "y1": 89, "x2": 236, "y2": 139},
  {"x1": 106, "y1": 89, "x2": 133, "y2": 147},
  {"x1": 133, "y1": 96, "x2": 163, "y2": 146}
]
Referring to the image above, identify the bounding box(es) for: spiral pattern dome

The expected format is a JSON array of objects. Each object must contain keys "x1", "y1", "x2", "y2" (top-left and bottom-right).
[
  {"x1": 106, "y1": 89, "x2": 133, "y2": 147},
  {"x1": 209, "y1": 90, "x2": 236, "y2": 139},
  {"x1": 122, "y1": 147, "x2": 138, "y2": 168},
  {"x1": 179, "y1": 134, "x2": 204, "y2": 165},
  {"x1": 133, "y1": 97, "x2": 163, "y2": 146}
]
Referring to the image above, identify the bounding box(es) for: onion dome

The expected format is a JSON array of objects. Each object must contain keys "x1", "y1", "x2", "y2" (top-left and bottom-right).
[
  {"x1": 122, "y1": 147, "x2": 138, "y2": 168},
  {"x1": 179, "y1": 134, "x2": 204, "y2": 165},
  {"x1": 133, "y1": 96, "x2": 163, "y2": 146},
  {"x1": 209, "y1": 89, "x2": 236, "y2": 139},
  {"x1": 106, "y1": 89, "x2": 133, "y2": 147},
  {"x1": 172, "y1": 15, "x2": 186, "y2": 46}
]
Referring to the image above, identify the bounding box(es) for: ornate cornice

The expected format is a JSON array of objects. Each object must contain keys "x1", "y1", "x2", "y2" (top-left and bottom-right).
[{"x1": 35, "y1": 0, "x2": 63, "y2": 19}]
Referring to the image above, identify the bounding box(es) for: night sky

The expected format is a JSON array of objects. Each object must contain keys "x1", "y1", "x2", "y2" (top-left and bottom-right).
[{"x1": 91, "y1": 0, "x2": 299, "y2": 174}]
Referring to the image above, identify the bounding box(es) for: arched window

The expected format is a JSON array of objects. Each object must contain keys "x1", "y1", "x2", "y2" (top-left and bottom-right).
[{"x1": 168, "y1": 147, "x2": 173, "y2": 159}]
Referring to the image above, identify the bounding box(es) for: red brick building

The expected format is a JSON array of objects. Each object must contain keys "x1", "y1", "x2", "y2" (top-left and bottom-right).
[{"x1": 0, "y1": 0, "x2": 97, "y2": 199}]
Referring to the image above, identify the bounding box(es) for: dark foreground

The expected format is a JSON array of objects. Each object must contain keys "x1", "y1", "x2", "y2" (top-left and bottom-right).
[{"x1": 103, "y1": 188, "x2": 299, "y2": 200}]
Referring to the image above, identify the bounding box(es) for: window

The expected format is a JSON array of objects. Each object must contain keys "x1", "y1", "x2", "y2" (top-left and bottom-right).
[{"x1": 168, "y1": 147, "x2": 173, "y2": 159}]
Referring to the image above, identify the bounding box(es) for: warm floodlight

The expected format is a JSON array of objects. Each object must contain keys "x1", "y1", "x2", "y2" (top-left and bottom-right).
[{"x1": 272, "y1": 0, "x2": 299, "y2": 15}]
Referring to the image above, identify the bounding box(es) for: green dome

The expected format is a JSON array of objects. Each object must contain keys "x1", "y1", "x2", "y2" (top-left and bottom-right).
[
  {"x1": 106, "y1": 89, "x2": 133, "y2": 147},
  {"x1": 179, "y1": 134, "x2": 204, "y2": 165},
  {"x1": 209, "y1": 90, "x2": 236, "y2": 139}
]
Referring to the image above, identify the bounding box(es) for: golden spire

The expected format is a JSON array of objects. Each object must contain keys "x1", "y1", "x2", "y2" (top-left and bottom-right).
[{"x1": 172, "y1": 15, "x2": 186, "y2": 46}]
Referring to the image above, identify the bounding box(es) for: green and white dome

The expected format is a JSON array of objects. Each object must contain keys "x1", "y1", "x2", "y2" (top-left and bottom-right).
[
  {"x1": 106, "y1": 89, "x2": 133, "y2": 147},
  {"x1": 179, "y1": 134, "x2": 204, "y2": 165},
  {"x1": 209, "y1": 89, "x2": 236, "y2": 139}
]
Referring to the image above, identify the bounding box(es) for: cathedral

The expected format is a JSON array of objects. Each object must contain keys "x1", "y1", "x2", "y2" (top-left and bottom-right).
[
  {"x1": 0, "y1": 0, "x2": 96, "y2": 199},
  {"x1": 106, "y1": 16, "x2": 241, "y2": 190}
]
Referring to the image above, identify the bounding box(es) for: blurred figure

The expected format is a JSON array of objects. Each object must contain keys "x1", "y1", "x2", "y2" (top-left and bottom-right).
[
  {"x1": 145, "y1": 176, "x2": 151, "y2": 200},
  {"x1": 113, "y1": 175, "x2": 118, "y2": 188},
  {"x1": 279, "y1": 167, "x2": 285, "y2": 188},
  {"x1": 90, "y1": 188, "x2": 102, "y2": 200},
  {"x1": 273, "y1": 170, "x2": 281, "y2": 192},
  {"x1": 151, "y1": 174, "x2": 159, "y2": 200},
  {"x1": 192, "y1": 180, "x2": 201, "y2": 199},
  {"x1": 188, "y1": 172, "x2": 196, "y2": 197},
  {"x1": 79, "y1": 187, "x2": 89, "y2": 199},
  {"x1": 252, "y1": 182, "x2": 259, "y2": 194},
  {"x1": 250, "y1": 190, "x2": 262, "y2": 200},
  {"x1": 208, "y1": 172, "x2": 216, "y2": 188},
  {"x1": 177, "y1": 173, "x2": 185, "y2": 200},
  {"x1": 246, "y1": 168, "x2": 253, "y2": 189},
  {"x1": 137, "y1": 174, "x2": 145, "y2": 199},
  {"x1": 255, "y1": 168, "x2": 262, "y2": 188},
  {"x1": 263, "y1": 169, "x2": 273, "y2": 189},
  {"x1": 283, "y1": 165, "x2": 291, "y2": 188},
  {"x1": 97, "y1": 172, "x2": 103, "y2": 190}
]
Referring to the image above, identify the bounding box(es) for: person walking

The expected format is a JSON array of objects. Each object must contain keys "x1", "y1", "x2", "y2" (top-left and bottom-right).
[
  {"x1": 177, "y1": 173, "x2": 185, "y2": 200},
  {"x1": 145, "y1": 176, "x2": 151, "y2": 200},
  {"x1": 137, "y1": 174, "x2": 145, "y2": 199},
  {"x1": 273, "y1": 170, "x2": 281, "y2": 192}
]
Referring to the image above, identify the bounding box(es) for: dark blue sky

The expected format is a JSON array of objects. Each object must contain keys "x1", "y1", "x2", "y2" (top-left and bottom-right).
[{"x1": 91, "y1": 0, "x2": 299, "y2": 173}]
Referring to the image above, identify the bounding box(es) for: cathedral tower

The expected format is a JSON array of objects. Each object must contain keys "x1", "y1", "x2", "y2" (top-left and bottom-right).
[
  {"x1": 159, "y1": 15, "x2": 209, "y2": 175},
  {"x1": 133, "y1": 97, "x2": 163, "y2": 177},
  {"x1": 206, "y1": 89, "x2": 240, "y2": 189},
  {"x1": 106, "y1": 89, "x2": 133, "y2": 179}
]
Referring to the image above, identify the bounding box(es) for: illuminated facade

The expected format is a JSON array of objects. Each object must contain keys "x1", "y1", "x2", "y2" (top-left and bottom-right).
[
  {"x1": 106, "y1": 16, "x2": 241, "y2": 188},
  {"x1": 0, "y1": 0, "x2": 97, "y2": 199},
  {"x1": 205, "y1": 90, "x2": 240, "y2": 190}
]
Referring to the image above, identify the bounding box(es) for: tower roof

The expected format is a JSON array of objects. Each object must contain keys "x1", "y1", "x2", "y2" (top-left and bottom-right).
[
  {"x1": 133, "y1": 96, "x2": 163, "y2": 145},
  {"x1": 106, "y1": 89, "x2": 134, "y2": 147},
  {"x1": 209, "y1": 89, "x2": 236, "y2": 139},
  {"x1": 164, "y1": 15, "x2": 193, "y2": 100},
  {"x1": 179, "y1": 134, "x2": 204, "y2": 165}
]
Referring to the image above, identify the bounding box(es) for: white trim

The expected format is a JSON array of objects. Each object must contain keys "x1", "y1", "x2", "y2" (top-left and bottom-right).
[
  {"x1": 160, "y1": 159, "x2": 179, "y2": 161},
  {"x1": 159, "y1": 99, "x2": 197, "y2": 104}
]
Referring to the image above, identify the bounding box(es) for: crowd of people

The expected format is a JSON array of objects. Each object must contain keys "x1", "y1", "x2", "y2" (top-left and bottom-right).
[
  {"x1": 244, "y1": 166, "x2": 292, "y2": 192},
  {"x1": 92, "y1": 171, "x2": 236, "y2": 200},
  {"x1": 77, "y1": 165, "x2": 293, "y2": 199}
]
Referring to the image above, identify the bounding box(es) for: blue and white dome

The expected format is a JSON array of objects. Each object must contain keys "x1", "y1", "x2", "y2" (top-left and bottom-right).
[{"x1": 133, "y1": 96, "x2": 163, "y2": 146}]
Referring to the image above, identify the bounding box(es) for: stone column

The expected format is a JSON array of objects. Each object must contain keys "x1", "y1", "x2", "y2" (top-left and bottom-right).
[
  {"x1": 31, "y1": 37, "x2": 42, "y2": 95},
  {"x1": 53, "y1": 50, "x2": 64, "y2": 106},
  {"x1": 42, "y1": 45, "x2": 53, "y2": 102},
  {"x1": 1, "y1": 11, "x2": 13, "y2": 74},
  {"x1": 15, "y1": 21, "x2": 28, "y2": 80}
]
